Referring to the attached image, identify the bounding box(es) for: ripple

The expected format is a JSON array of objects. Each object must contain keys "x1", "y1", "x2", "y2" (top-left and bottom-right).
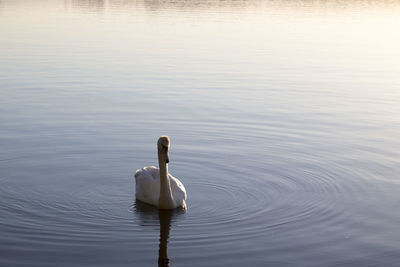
[
  {"x1": 160, "y1": 150, "x2": 381, "y2": 256},
  {"x1": 0, "y1": 134, "x2": 389, "y2": 266}
]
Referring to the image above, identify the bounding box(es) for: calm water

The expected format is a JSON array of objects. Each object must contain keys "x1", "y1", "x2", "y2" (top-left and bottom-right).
[{"x1": 1, "y1": 0, "x2": 400, "y2": 266}]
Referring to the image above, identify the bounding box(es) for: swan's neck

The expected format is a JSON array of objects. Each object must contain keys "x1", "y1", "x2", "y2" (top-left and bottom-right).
[{"x1": 158, "y1": 153, "x2": 175, "y2": 209}]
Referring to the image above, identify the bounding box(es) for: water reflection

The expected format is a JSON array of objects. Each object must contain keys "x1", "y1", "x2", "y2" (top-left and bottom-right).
[
  {"x1": 67, "y1": 0, "x2": 108, "y2": 11},
  {"x1": 64, "y1": 0, "x2": 400, "y2": 13},
  {"x1": 67, "y1": 0, "x2": 256, "y2": 9},
  {"x1": 135, "y1": 200, "x2": 185, "y2": 267}
]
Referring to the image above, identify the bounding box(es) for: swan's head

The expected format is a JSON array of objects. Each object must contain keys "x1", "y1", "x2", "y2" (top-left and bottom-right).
[{"x1": 157, "y1": 136, "x2": 170, "y2": 164}]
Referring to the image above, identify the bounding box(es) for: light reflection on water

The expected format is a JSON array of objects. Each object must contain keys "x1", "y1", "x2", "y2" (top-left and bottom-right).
[{"x1": 0, "y1": 0, "x2": 400, "y2": 266}]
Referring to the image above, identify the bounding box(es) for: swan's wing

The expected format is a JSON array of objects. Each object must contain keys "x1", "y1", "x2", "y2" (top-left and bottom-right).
[
  {"x1": 135, "y1": 166, "x2": 158, "y2": 183},
  {"x1": 135, "y1": 167, "x2": 160, "y2": 206},
  {"x1": 169, "y1": 173, "x2": 187, "y2": 206}
]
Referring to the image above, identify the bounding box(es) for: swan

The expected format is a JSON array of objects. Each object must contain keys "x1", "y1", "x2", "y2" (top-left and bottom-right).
[{"x1": 134, "y1": 136, "x2": 187, "y2": 209}]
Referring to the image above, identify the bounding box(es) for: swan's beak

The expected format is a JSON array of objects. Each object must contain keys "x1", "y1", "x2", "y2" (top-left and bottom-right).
[{"x1": 165, "y1": 153, "x2": 169, "y2": 164}]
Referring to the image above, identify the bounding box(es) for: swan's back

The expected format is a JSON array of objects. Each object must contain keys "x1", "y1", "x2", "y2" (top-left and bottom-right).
[{"x1": 135, "y1": 166, "x2": 187, "y2": 208}]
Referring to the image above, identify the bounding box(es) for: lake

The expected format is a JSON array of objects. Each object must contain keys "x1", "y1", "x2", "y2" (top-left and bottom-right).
[{"x1": 0, "y1": 0, "x2": 399, "y2": 266}]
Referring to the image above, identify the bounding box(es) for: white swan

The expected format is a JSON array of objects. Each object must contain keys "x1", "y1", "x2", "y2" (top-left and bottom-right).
[{"x1": 135, "y1": 136, "x2": 187, "y2": 209}]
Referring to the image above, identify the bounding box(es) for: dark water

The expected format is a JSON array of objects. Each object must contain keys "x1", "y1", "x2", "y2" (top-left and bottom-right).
[{"x1": 1, "y1": 0, "x2": 400, "y2": 266}]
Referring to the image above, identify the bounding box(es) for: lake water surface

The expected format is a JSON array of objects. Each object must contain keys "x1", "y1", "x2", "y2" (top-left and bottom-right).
[{"x1": 1, "y1": 0, "x2": 400, "y2": 266}]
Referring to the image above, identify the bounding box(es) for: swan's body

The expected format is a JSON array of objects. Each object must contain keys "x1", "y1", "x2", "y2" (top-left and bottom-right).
[
  {"x1": 135, "y1": 166, "x2": 186, "y2": 208},
  {"x1": 134, "y1": 136, "x2": 187, "y2": 209}
]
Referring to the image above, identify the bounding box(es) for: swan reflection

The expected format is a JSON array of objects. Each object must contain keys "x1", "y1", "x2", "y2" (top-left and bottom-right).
[
  {"x1": 158, "y1": 209, "x2": 172, "y2": 267},
  {"x1": 135, "y1": 200, "x2": 185, "y2": 266}
]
